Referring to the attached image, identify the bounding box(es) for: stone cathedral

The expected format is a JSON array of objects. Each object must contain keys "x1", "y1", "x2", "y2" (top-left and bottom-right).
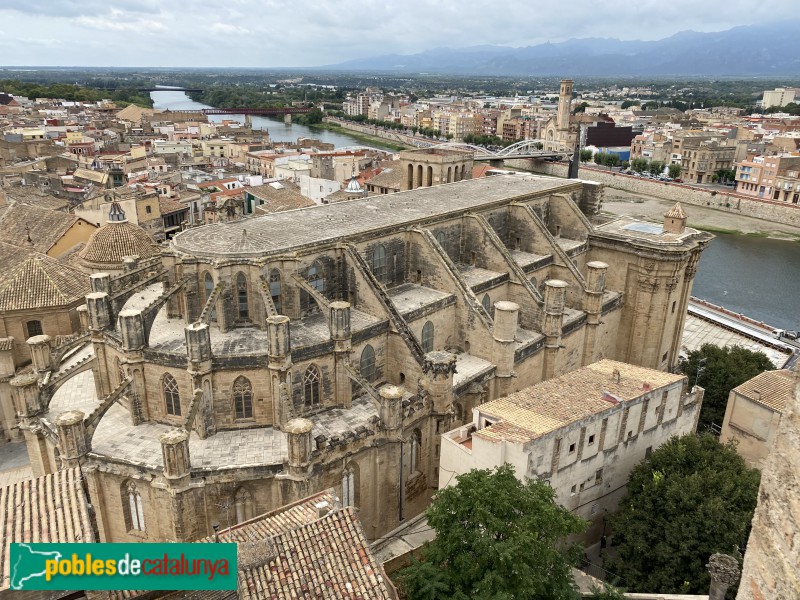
[{"x1": 8, "y1": 174, "x2": 711, "y2": 543}]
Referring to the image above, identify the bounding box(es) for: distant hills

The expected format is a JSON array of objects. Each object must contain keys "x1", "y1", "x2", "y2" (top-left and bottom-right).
[{"x1": 323, "y1": 23, "x2": 800, "y2": 77}]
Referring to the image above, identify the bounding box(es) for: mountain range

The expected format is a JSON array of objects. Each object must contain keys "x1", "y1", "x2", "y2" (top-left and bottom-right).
[{"x1": 323, "y1": 23, "x2": 800, "y2": 77}]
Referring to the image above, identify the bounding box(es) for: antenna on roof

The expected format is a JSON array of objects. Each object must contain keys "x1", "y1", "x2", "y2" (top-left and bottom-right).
[{"x1": 25, "y1": 224, "x2": 33, "y2": 247}]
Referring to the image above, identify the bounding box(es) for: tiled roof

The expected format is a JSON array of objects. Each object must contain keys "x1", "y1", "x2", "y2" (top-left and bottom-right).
[
  {"x1": 0, "y1": 202, "x2": 84, "y2": 254},
  {"x1": 112, "y1": 492, "x2": 396, "y2": 600},
  {"x1": 234, "y1": 505, "x2": 396, "y2": 599},
  {"x1": 732, "y1": 369, "x2": 794, "y2": 412},
  {"x1": 365, "y1": 165, "x2": 404, "y2": 191},
  {"x1": 248, "y1": 182, "x2": 316, "y2": 214},
  {"x1": 0, "y1": 467, "x2": 95, "y2": 591},
  {"x1": 0, "y1": 253, "x2": 91, "y2": 311},
  {"x1": 0, "y1": 240, "x2": 35, "y2": 273},
  {"x1": 477, "y1": 360, "x2": 685, "y2": 443},
  {"x1": 158, "y1": 197, "x2": 187, "y2": 215},
  {"x1": 78, "y1": 219, "x2": 160, "y2": 265},
  {"x1": 664, "y1": 202, "x2": 687, "y2": 219}
]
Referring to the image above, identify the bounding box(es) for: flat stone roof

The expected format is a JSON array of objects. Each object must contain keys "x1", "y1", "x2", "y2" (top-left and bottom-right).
[
  {"x1": 171, "y1": 175, "x2": 578, "y2": 259},
  {"x1": 387, "y1": 283, "x2": 454, "y2": 316}
]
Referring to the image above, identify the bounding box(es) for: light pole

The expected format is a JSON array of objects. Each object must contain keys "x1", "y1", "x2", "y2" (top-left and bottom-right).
[{"x1": 695, "y1": 357, "x2": 707, "y2": 387}]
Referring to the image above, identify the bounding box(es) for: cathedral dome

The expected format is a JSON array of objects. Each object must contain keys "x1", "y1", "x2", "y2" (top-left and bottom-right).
[{"x1": 78, "y1": 202, "x2": 160, "y2": 270}]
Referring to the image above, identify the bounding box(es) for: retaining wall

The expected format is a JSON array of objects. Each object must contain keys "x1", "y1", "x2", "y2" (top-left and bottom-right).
[{"x1": 509, "y1": 160, "x2": 800, "y2": 228}]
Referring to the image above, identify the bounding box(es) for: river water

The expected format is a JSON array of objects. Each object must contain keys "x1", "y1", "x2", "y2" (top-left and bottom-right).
[
  {"x1": 151, "y1": 90, "x2": 800, "y2": 331},
  {"x1": 150, "y1": 89, "x2": 395, "y2": 149}
]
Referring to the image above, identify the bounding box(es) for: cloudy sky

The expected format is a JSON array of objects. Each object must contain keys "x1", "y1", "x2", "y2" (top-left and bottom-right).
[{"x1": 0, "y1": 0, "x2": 793, "y2": 68}]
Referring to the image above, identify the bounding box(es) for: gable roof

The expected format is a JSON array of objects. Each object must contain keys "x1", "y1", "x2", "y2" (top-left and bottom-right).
[
  {"x1": 0, "y1": 467, "x2": 95, "y2": 591},
  {"x1": 0, "y1": 202, "x2": 89, "y2": 254},
  {"x1": 216, "y1": 492, "x2": 396, "y2": 600},
  {"x1": 0, "y1": 253, "x2": 91, "y2": 311}
]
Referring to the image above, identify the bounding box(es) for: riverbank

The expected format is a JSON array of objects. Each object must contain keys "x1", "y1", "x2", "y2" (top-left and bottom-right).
[
  {"x1": 306, "y1": 122, "x2": 410, "y2": 151},
  {"x1": 600, "y1": 188, "x2": 800, "y2": 241}
]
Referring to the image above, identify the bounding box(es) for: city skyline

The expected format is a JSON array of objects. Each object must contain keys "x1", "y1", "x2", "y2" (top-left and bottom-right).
[{"x1": 0, "y1": 0, "x2": 796, "y2": 68}]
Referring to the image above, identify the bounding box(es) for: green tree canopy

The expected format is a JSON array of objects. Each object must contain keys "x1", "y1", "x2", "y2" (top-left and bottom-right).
[
  {"x1": 680, "y1": 343, "x2": 773, "y2": 431},
  {"x1": 668, "y1": 163, "x2": 682, "y2": 179},
  {"x1": 395, "y1": 464, "x2": 586, "y2": 600},
  {"x1": 606, "y1": 434, "x2": 760, "y2": 596},
  {"x1": 620, "y1": 100, "x2": 640, "y2": 109}
]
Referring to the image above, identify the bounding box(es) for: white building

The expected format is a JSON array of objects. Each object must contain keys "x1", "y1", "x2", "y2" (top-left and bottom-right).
[
  {"x1": 440, "y1": 360, "x2": 702, "y2": 550},
  {"x1": 760, "y1": 88, "x2": 798, "y2": 109}
]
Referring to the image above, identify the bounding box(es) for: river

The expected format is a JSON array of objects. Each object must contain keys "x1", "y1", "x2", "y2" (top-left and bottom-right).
[
  {"x1": 150, "y1": 89, "x2": 396, "y2": 149},
  {"x1": 151, "y1": 90, "x2": 800, "y2": 332}
]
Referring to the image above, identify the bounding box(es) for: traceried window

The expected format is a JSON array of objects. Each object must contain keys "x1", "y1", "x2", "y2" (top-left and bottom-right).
[
  {"x1": 372, "y1": 244, "x2": 387, "y2": 283},
  {"x1": 236, "y1": 272, "x2": 249, "y2": 320},
  {"x1": 435, "y1": 231, "x2": 447, "y2": 247},
  {"x1": 482, "y1": 293, "x2": 492, "y2": 313},
  {"x1": 307, "y1": 260, "x2": 325, "y2": 293},
  {"x1": 162, "y1": 374, "x2": 181, "y2": 416},
  {"x1": 360, "y1": 345, "x2": 376, "y2": 383},
  {"x1": 303, "y1": 365, "x2": 320, "y2": 408},
  {"x1": 123, "y1": 480, "x2": 145, "y2": 532},
  {"x1": 232, "y1": 376, "x2": 253, "y2": 420},
  {"x1": 421, "y1": 321, "x2": 434, "y2": 353},
  {"x1": 269, "y1": 269, "x2": 282, "y2": 313},
  {"x1": 342, "y1": 464, "x2": 357, "y2": 508},
  {"x1": 25, "y1": 320, "x2": 43, "y2": 339}
]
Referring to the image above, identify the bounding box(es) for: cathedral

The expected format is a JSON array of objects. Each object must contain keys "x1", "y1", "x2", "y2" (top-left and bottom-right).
[{"x1": 9, "y1": 173, "x2": 711, "y2": 543}]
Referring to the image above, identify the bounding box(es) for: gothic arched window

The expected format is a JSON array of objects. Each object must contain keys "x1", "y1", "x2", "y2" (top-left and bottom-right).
[
  {"x1": 303, "y1": 365, "x2": 320, "y2": 408},
  {"x1": 233, "y1": 376, "x2": 253, "y2": 420},
  {"x1": 372, "y1": 244, "x2": 387, "y2": 283},
  {"x1": 234, "y1": 487, "x2": 254, "y2": 524},
  {"x1": 269, "y1": 269, "x2": 282, "y2": 314},
  {"x1": 421, "y1": 321, "x2": 435, "y2": 353},
  {"x1": 162, "y1": 373, "x2": 181, "y2": 416},
  {"x1": 482, "y1": 293, "x2": 492, "y2": 314},
  {"x1": 435, "y1": 231, "x2": 447, "y2": 247},
  {"x1": 236, "y1": 272, "x2": 249, "y2": 320},
  {"x1": 342, "y1": 463, "x2": 358, "y2": 508},
  {"x1": 123, "y1": 480, "x2": 145, "y2": 532},
  {"x1": 360, "y1": 345, "x2": 376, "y2": 383}
]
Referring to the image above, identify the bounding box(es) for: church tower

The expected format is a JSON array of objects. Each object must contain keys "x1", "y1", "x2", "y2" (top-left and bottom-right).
[{"x1": 557, "y1": 79, "x2": 573, "y2": 132}]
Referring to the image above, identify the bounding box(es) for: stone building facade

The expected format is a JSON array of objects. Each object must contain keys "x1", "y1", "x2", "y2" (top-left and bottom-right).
[
  {"x1": 12, "y1": 174, "x2": 711, "y2": 544},
  {"x1": 399, "y1": 148, "x2": 474, "y2": 190},
  {"x1": 737, "y1": 368, "x2": 800, "y2": 600}
]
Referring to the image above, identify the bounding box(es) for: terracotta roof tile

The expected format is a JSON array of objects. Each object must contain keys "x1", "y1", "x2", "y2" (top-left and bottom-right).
[
  {"x1": 0, "y1": 253, "x2": 90, "y2": 311},
  {"x1": 78, "y1": 220, "x2": 160, "y2": 265},
  {"x1": 732, "y1": 369, "x2": 794, "y2": 412},
  {"x1": 0, "y1": 202, "x2": 85, "y2": 253},
  {"x1": 665, "y1": 202, "x2": 687, "y2": 219},
  {"x1": 0, "y1": 467, "x2": 95, "y2": 591},
  {"x1": 477, "y1": 359, "x2": 685, "y2": 443}
]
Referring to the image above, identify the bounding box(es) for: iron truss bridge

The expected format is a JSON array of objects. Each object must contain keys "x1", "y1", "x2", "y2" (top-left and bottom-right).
[{"x1": 421, "y1": 140, "x2": 573, "y2": 161}]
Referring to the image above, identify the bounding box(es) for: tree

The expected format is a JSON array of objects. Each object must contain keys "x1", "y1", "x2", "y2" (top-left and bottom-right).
[
  {"x1": 648, "y1": 160, "x2": 665, "y2": 176},
  {"x1": 580, "y1": 148, "x2": 594, "y2": 162},
  {"x1": 620, "y1": 100, "x2": 640, "y2": 109},
  {"x1": 574, "y1": 102, "x2": 590, "y2": 114},
  {"x1": 668, "y1": 163, "x2": 682, "y2": 179},
  {"x1": 606, "y1": 434, "x2": 760, "y2": 596},
  {"x1": 395, "y1": 464, "x2": 586, "y2": 600},
  {"x1": 680, "y1": 343, "x2": 773, "y2": 432},
  {"x1": 631, "y1": 158, "x2": 649, "y2": 173}
]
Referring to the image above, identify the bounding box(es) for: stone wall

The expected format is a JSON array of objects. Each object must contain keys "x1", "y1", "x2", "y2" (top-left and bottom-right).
[
  {"x1": 513, "y1": 160, "x2": 800, "y2": 228},
  {"x1": 737, "y1": 370, "x2": 800, "y2": 599}
]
